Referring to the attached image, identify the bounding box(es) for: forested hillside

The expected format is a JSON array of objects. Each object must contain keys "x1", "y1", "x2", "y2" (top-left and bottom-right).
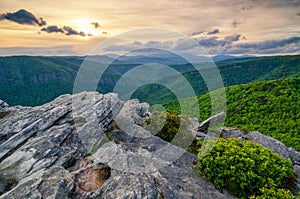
[
  {"x1": 164, "y1": 78, "x2": 300, "y2": 151},
  {"x1": 0, "y1": 56, "x2": 79, "y2": 105},
  {"x1": 0, "y1": 54, "x2": 300, "y2": 106},
  {"x1": 133, "y1": 54, "x2": 300, "y2": 105}
]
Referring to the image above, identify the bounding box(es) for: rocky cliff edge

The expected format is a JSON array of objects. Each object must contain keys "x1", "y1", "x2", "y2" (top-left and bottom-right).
[{"x1": 0, "y1": 92, "x2": 235, "y2": 199}]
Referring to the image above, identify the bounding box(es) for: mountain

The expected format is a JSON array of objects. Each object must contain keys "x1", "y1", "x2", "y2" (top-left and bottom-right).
[
  {"x1": 107, "y1": 48, "x2": 208, "y2": 64},
  {"x1": 133, "y1": 54, "x2": 300, "y2": 105},
  {"x1": 212, "y1": 54, "x2": 254, "y2": 61},
  {"x1": 163, "y1": 78, "x2": 300, "y2": 151},
  {"x1": 0, "y1": 54, "x2": 300, "y2": 106}
]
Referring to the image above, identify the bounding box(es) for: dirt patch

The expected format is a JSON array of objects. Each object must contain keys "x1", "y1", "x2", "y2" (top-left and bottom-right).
[{"x1": 75, "y1": 166, "x2": 111, "y2": 192}]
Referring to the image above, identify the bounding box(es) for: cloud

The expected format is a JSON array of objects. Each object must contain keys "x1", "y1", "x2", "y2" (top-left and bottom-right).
[
  {"x1": 102, "y1": 34, "x2": 300, "y2": 56},
  {"x1": 198, "y1": 36, "x2": 226, "y2": 47},
  {"x1": 91, "y1": 22, "x2": 100, "y2": 29},
  {"x1": 63, "y1": 26, "x2": 86, "y2": 37},
  {"x1": 231, "y1": 19, "x2": 244, "y2": 28},
  {"x1": 0, "y1": 9, "x2": 92, "y2": 37},
  {"x1": 40, "y1": 25, "x2": 90, "y2": 37},
  {"x1": 207, "y1": 29, "x2": 220, "y2": 35},
  {"x1": 0, "y1": 45, "x2": 76, "y2": 56},
  {"x1": 197, "y1": 34, "x2": 241, "y2": 47},
  {"x1": 104, "y1": 40, "x2": 176, "y2": 52},
  {"x1": 241, "y1": 5, "x2": 254, "y2": 11},
  {"x1": 41, "y1": 25, "x2": 64, "y2": 33},
  {"x1": 224, "y1": 34, "x2": 241, "y2": 43},
  {"x1": 190, "y1": 30, "x2": 204, "y2": 36},
  {"x1": 0, "y1": 9, "x2": 46, "y2": 26},
  {"x1": 0, "y1": 9, "x2": 91, "y2": 37},
  {"x1": 236, "y1": 37, "x2": 300, "y2": 50},
  {"x1": 104, "y1": 41, "x2": 143, "y2": 51},
  {"x1": 190, "y1": 29, "x2": 220, "y2": 37},
  {"x1": 218, "y1": 36, "x2": 300, "y2": 55}
]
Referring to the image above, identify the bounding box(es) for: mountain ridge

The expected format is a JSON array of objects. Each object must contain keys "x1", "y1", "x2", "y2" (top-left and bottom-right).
[
  {"x1": 1, "y1": 54, "x2": 299, "y2": 106},
  {"x1": 164, "y1": 78, "x2": 300, "y2": 151}
]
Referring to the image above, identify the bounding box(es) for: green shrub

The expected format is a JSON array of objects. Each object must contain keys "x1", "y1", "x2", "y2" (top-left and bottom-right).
[
  {"x1": 195, "y1": 138, "x2": 293, "y2": 198},
  {"x1": 249, "y1": 187, "x2": 294, "y2": 199},
  {"x1": 145, "y1": 110, "x2": 180, "y2": 142},
  {"x1": 145, "y1": 110, "x2": 193, "y2": 147}
]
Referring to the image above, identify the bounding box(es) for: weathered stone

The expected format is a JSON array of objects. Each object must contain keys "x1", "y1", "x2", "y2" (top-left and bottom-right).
[
  {"x1": 74, "y1": 163, "x2": 111, "y2": 192},
  {"x1": 197, "y1": 112, "x2": 225, "y2": 133},
  {"x1": 245, "y1": 131, "x2": 300, "y2": 165},
  {"x1": 0, "y1": 100, "x2": 8, "y2": 113},
  {"x1": 0, "y1": 166, "x2": 74, "y2": 199},
  {"x1": 219, "y1": 127, "x2": 246, "y2": 139},
  {"x1": 0, "y1": 92, "x2": 236, "y2": 198},
  {"x1": 294, "y1": 165, "x2": 300, "y2": 194}
]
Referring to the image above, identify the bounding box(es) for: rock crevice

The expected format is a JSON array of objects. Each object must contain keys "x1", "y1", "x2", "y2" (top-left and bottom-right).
[{"x1": 0, "y1": 92, "x2": 235, "y2": 199}]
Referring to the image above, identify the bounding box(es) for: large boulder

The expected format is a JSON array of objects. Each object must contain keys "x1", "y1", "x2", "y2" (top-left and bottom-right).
[
  {"x1": 245, "y1": 131, "x2": 300, "y2": 164},
  {"x1": 197, "y1": 112, "x2": 225, "y2": 133},
  {"x1": 0, "y1": 92, "x2": 235, "y2": 199}
]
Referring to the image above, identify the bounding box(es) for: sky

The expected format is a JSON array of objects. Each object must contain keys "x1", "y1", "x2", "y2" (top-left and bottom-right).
[{"x1": 0, "y1": 0, "x2": 300, "y2": 56}]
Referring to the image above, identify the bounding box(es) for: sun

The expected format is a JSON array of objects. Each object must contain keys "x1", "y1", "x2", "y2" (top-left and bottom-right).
[{"x1": 72, "y1": 18, "x2": 101, "y2": 38}]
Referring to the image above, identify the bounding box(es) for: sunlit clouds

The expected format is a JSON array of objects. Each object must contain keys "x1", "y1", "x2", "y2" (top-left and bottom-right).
[{"x1": 0, "y1": 0, "x2": 299, "y2": 56}]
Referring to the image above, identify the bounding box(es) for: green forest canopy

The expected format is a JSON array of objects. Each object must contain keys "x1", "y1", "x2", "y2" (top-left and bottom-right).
[{"x1": 164, "y1": 78, "x2": 300, "y2": 151}]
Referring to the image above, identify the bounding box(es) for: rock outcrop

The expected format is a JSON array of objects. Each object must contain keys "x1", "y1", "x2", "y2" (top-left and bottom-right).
[
  {"x1": 215, "y1": 127, "x2": 300, "y2": 165},
  {"x1": 0, "y1": 92, "x2": 235, "y2": 199},
  {"x1": 0, "y1": 100, "x2": 8, "y2": 113},
  {"x1": 197, "y1": 112, "x2": 225, "y2": 133}
]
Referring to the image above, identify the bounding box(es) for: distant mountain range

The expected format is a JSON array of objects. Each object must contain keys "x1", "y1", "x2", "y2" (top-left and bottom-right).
[{"x1": 0, "y1": 54, "x2": 299, "y2": 106}]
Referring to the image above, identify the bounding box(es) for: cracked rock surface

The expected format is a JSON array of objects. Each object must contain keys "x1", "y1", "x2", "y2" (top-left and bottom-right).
[{"x1": 0, "y1": 92, "x2": 235, "y2": 199}]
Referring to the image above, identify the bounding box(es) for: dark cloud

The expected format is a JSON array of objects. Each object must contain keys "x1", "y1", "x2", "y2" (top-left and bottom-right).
[
  {"x1": 236, "y1": 37, "x2": 300, "y2": 50},
  {"x1": 241, "y1": 5, "x2": 254, "y2": 11},
  {"x1": 231, "y1": 19, "x2": 244, "y2": 28},
  {"x1": 190, "y1": 30, "x2": 204, "y2": 36},
  {"x1": 63, "y1": 26, "x2": 86, "y2": 37},
  {"x1": 0, "y1": 9, "x2": 93, "y2": 37},
  {"x1": 40, "y1": 25, "x2": 90, "y2": 37},
  {"x1": 198, "y1": 36, "x2": 226, "y2": 47},
  {"x1": 91, "y1": 22, "x2": 100, "y2": 29},
  {"x1": 219, "y1": 36, "x2": 300, "y2": 55},
  {"x1": 0, "y1": 9, "x2": 46, "y2": 26},
  {"x1": 224, "y1": 34, "x2": 241, "y2": 43},
  {"x1": 198, "y1": 34, "x2": 241, "y2": 47},
  {"x1": 41, "y1": 25, "x2": 64, "y2": 33},
  {"x1": 191, "y1": 29, "x2": 220, "y2": 37},
  {"x1": 262, "y1": 0, "x2": 300, "y2": 8},
  {"x1": 207, "y1": 29, "x2": 220, "y2": 35}
]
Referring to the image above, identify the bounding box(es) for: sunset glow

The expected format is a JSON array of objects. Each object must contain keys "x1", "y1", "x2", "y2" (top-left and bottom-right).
[{"x1": 0, "y1": 0, "x2": 299, "y2": 56}]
